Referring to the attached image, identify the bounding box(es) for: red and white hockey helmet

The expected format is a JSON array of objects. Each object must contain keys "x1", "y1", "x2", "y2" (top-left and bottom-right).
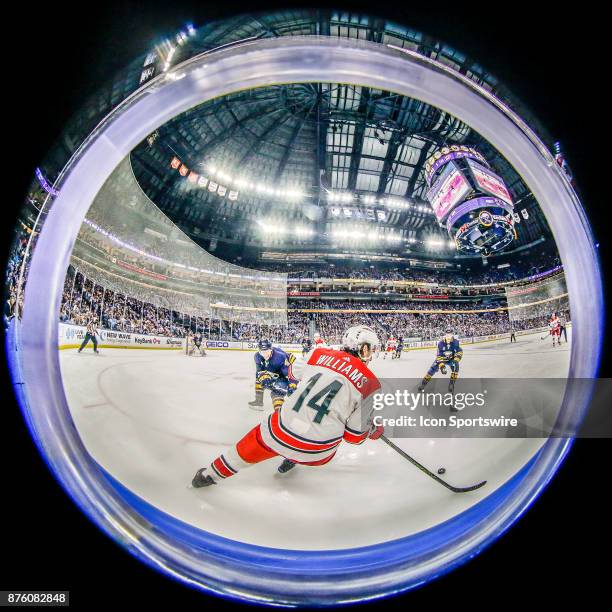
[{"x1": 342, "y1": 325, "x2": 380, "y2": 355}]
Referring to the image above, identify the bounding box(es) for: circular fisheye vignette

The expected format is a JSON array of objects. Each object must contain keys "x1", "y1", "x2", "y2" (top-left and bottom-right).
[{"x1": 11, "y1": 36, "x2": 603, "y2": 605}]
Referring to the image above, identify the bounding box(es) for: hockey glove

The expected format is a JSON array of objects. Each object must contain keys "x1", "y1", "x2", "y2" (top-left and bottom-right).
[
  {"x1": 368, "y1": 422, "x2": 385, "y2": 440},
  {"x1": 257, "y1": 371, "x2": 275, "y2": 389}
]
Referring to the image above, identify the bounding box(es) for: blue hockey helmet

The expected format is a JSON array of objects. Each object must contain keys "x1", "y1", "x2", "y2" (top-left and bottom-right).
[{"x1": 258, "y1": 339, "x2": 273, "y2": 351}]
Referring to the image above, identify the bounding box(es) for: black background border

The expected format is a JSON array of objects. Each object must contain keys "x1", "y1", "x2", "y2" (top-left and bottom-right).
[{"x1": 2, "y1": 1, "x2": 610, "y2": 608}]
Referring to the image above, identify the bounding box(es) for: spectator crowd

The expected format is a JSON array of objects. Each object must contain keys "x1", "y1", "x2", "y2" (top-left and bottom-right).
[{"x1": 53, "y1": 267, "x2": 569, "y2": 344}]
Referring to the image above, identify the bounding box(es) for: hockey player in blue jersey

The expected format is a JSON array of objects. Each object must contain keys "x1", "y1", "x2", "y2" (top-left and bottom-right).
[
  {"x1": 248, "y1": 339, "x2": 298, "y2": 410},
  {"x1": 394, "y1": 336, "x2": 404, "y2": 360},
  {"x1": 418, "y1": 330, "x2": 463, "y2": 393},
  {"x1": 301, "y1": 336, "x2": 313, "y2": 358}
]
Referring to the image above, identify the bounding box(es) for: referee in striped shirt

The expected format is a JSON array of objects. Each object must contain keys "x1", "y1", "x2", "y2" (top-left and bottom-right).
[{"x1": 78, "y1": 317, "x2": 100, "y2": 353}]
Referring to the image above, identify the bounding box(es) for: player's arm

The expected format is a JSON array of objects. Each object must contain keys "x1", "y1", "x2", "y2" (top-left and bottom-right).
[
  {"x1": 453, "y1": 341, "x2": 463, "y2": 361},
  {"x1": 288, "y1": 352, "x2": 307, "y2": 382},
  {"x1": 279, "y1": 353, "x2": 298, "y2": 390},
  {"x1": 278, "y1": 352, "x2": 296, "y2": 377},
  {"x1": 343, "y1": 400, "x2": 383, "y2": 445},
  {"x1": 343, "y1": 403, "x2": 369, "y2": 445},
  {"x1": 255, "y1": 354, "x2": 273, "y2": 386}
]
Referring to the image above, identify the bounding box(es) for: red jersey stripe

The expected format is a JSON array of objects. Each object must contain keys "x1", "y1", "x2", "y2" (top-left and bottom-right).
[
  {"x1": 307, "y1": 348, "x2": 381, "y2": 398},
  {"x1": 343, "y1": 429, "x2": 368, "y2": 444}
]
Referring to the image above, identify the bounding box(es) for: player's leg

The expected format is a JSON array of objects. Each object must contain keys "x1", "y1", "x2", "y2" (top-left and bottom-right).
[
  {"x1": 448, "y1": 360, "x2": 459, "y2": 393},
  {"x1": 271, "y1": 390, "x2": 285, "y2": 412},
  {"x1": 249, "y1": 381, "x2": 265, "y2": 409},
  {"x1": 279, "y1": 451, "x2": 336, "y2": 474},
  {"x1": 192, "y1": 423, "x2": 280, "y2": 487},
  {"x1": 418, "y1": 361, "x2": 440, "y2": 391},
  {"x1": 92, "y1": 334, "x2": 99, "y2": 354},
  {"x1": 77, "y1": 333, "x2": 90, "y2": 353}
]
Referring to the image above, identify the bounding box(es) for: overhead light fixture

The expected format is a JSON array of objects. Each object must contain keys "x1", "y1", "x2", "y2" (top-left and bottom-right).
[
  {"x1": 205, "y1": 162, "x2": 303, "y2": 200},
  {"x1": 327, "y1": 191, "x2": 353, "y2": 203},
  {"x1": 294, "y1": 227, "x2": 314, "y2": 237},
  {"x1": 384, "y1": 198, "x2": 411, "y2": 209}
]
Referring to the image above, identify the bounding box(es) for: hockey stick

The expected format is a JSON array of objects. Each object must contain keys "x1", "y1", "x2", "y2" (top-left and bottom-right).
[{"x1": 379, "y1": 435, "x2": 487, "y2": 493}]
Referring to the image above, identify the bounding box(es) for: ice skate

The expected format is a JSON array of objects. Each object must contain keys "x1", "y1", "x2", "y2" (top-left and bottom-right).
[
  {"x1": 278, "y1": 459, "x2": 296, "y2": 474},
  {"x1": 248, "y1": 389, "x2": 264, "y2": 409},
  {"x1": 191, "y1": 468, "x2": 216, "y2": 488}
]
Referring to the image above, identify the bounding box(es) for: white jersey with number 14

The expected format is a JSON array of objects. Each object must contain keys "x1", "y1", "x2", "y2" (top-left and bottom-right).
[{"x1": 259, "y1": 348, "x2": 381, "y2": 464}]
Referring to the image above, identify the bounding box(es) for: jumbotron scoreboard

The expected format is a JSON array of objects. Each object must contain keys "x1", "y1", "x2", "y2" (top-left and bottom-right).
[{"x1": 424, "y1": 146, "x2": 516, "y2": 255}]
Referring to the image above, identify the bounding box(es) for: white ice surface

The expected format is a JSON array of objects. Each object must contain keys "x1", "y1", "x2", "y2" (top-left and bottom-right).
[{"x1": 60, "y1": 331, "x2": 570, "y2": 550}]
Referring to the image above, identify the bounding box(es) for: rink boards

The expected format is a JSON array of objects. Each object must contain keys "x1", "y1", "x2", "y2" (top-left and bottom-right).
[{"x1": 58, "y1": 322, "x2": 562, "y2": 352}]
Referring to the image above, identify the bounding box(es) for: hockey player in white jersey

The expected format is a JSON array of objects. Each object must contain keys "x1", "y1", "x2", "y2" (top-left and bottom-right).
[
  {"x1": 549, "y1": 313, "x2": 561, "y2": 347},
  {"x1": 384, "y1": 336, "x2": 397, "y2": 359},
  {"x1": 313, "y1": 331, "x2": 327, "y2": 348},
  {"x1": 191, "y1": 325, "x2": 383, "y2": 487}
]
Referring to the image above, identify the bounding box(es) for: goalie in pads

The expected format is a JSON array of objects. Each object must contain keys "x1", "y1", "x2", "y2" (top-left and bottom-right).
[
  {"x1": 191, "y1": 325, "x2": 383, "y2": 487},
  {"x1": 189, "y1": 331, "x2": 206, "y2": 356}
]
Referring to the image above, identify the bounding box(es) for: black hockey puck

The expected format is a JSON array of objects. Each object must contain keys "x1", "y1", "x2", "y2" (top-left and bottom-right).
[{"x1": 438, "y1": 468, "x2": 446, "y2": 475}]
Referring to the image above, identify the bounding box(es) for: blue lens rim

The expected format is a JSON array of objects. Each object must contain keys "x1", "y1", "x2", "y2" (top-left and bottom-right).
[{"x1": 9, "y1": 37, "x2": 603, "y2": 606}]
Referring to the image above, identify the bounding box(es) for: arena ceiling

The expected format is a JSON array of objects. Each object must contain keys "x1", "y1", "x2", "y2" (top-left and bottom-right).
[{"x1": 44, "y1": 9, "x2": 557, "y2": 268}]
